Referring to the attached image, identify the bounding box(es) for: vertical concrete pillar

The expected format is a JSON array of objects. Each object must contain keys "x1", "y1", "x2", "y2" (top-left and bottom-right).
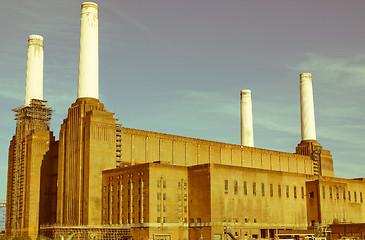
[
  {"x1": 240, "y1": 90, "x2": 254, "y2": 147},
  {"x1": 78, "y1": 2, "x2": 99, "y2": 99},
  {"x1": 300, "y1": 73, "x2": 316, "y2": 140},
  {"x1": 24, "y1": 35, "x2": 43, "y2": 106}
]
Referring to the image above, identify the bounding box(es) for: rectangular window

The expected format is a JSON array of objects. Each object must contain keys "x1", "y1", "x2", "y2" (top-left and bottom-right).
[
  {"x1": 184, "y1": 182, "x2": 187, "y2": 189},
  {"x1": 234, "y1": 181, "x2": 238, "y2": 194},
  {"x1": 157, "y1": 217, "x2": 161, "y2": 223},
  {"x1": 184, "y1": 194, "x2": 187, "y2": 201},
  {"x1": 163, "y1": 217, "x2": 166, "y2": 223},
  {"x1": 278, "y1": 185, "x2": 281, "y2": 197},
  {"x1": 163, "y1": 205, "x2": 166, "y2": 212},
  {"x1": 157, "y1": 180, "x2": 161, "y2": 188},
  {"x1": 261, "y1": 183, "x2": 265, "y2": 196},
  {"x1": 329, "y1": 187, "x2": 332, "y2": 199},
  {"x1": 348, "y1": 191, "x2": 351, "y2": 201},
  {"x1": 322, "y1": 186, "x2": 325, "y2": 198},
  {"x1": 184, "y1": 206, "x2": 187, "y2": 213},
  {"x1": 197, "y1": 218, "x2": 202, "y2": 223},
  {"x1": 286, "y1": 185, "x2": 289, "y2": 198},
  {"x1": 225, "y1": 180, "x2": 229, "y2": 193},
  {"x1": 361, "y1": 192, "x2": 363, "y2": 203},
  {"x1": 301, "y1": 187, "x2": 304, "y2": 198},
  {"x1": 157, "y1": 192, "x2": 161, "y2": 200},
  {"x1": 355, "y1": 192, "x2": 357, "y2": 202},
  {"x1": 343, "y1": 188, "x2": 346, "y2": 200},
  {"x1": 163, "y1": 181, "x2": 166, "y2": 188},
  {"x1": 253, "y1": 182, "x2": 256, "y2": 196},
  {"x1": 244, "y1": 182, "x2": 247, "y2": 195},
  {"x1": 294, "y1": 186, "x2": 297, "y2": 198},
  {"x1": 157, "y1": 204, "x2": 161, "y2": 212},
  {"x1": 270, "y1": 184, "x2": 273, "y2": 197},
  {"x1": 163, "y1": 193, "x2": 166, "y2": 200}
]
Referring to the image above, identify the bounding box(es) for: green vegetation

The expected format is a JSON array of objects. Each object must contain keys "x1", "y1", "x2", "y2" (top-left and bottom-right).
[{"x1": 60, "y1": 233, "x2": 76, "y2": 240}]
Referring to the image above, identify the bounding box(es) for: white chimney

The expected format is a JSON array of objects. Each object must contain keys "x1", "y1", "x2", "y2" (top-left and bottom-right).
[
  {"x1": 240, "y1": 90, "x2": 254, "y2": 147},
  {"x1": 77, "y1": 2, "x2": 99, "y2": 99},
  {"x1": 24, "y1": 35, "x2": 44, "y2": 106},
  {"x1": 300, "y1": 73, "x2": 316, "y2": 141}
]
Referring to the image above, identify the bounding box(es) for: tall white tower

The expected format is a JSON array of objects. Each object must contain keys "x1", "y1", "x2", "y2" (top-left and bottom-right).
[
  {"x1": 78, "y1": 2, "x2": 99, "y2": 99},
  {"x1": 24, "y1": 35, "x2": 44, "y2": 106}
]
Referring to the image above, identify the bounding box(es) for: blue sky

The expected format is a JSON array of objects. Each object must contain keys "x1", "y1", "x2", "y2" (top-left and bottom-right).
[{"x1": 0, "y1": 0, "x2": 365, "y2": 200}]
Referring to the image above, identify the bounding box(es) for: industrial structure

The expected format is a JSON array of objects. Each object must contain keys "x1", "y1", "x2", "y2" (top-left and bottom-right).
[{"x1": 5, "y1": 2, "x2": 365, "y2": 240}]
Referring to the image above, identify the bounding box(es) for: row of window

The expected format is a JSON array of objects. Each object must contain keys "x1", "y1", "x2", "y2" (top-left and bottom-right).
[
  {"x1": 321, "y1": 186, "x2": 363, "y2": 203},
  {"x1": 224, "y1": 180, "x2": 304, "y2": 199}
]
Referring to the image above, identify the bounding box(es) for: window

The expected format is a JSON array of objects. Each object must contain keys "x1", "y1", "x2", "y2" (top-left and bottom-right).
[
  {"x1": 189, "y1": 218, "x2": 194, "y2": 223},
  {"x1": 184, "y1": 182, "x2": 187, "y2": 189},
  {"x1": 329, "y1": 187, "x2": 332, "y2": 199},
  {"x1": 163, "y1": 217, "x2": 166, "y2": 223},
  {"x1": 184, "y1": 194, "x2": 187, "y2": 201},
  {"x1": 225, "y1": 180, "x2": 229, "y2": 193},
  {"x1": 197, "y1": 218, "x2": 202, "y2": 223},
  {"x1": 163, "y1": 205, "x2": 166, "y2": 212},
  {"x1": 157, "y1": 193, "x2": 161, "y2": 200},
  {"x1": 355, "y1": 192, "x2": 357, "y2": 202},
  {"x1": 348, "y1": 191, "x2": 351, "y2": 201},
  {"x1": 361, "y1": 192, "x2": 363, "y2": 203},
  {"x1": 103, "y1": 186, "x2": 107, "y2": 193},
  {"x1": 322, "y1": 186, "x2": 325, "y2": 198},
  {"x1": 245, "y1": 218, "x2": 248, "y2": 223},
  {"x1": 270, "y1": 184, "x2": 273, "y2": 197},
  {"x1": 286, "y1": 185, "x2": 289, "y2": 198},
  {"x1": 253, "y1": 218, "x2": 257, "y2": 223},
  {"x1": 294, "y1": 186, "x2": 297, "y2": 199},
  {"x1": 244, "y1": 182, "x2": 247, "y2": 195},
  {"x1": 163, "y1": 193, "x2": 166, "y2": 200},
  {"x1": 157, "y1": 180, "x2": 161, "y2": 188},
  {"x1": 234, "y1": 181, "x2": 238, "y2": 194},
  {"x1": 184, "y1": 206, "x2": 187, "y2": 213},
  {"x1": 157, "y1": 217, "x2": 161, "y2": 223},
  {"x1": 157, "y1": 204, "x2": 161, "y2": 212},
  {"x1": 343, "y1": 189, "x2": 346, "y2": 200},
  {"x1": 253, "y1": 182, "x2": 256, "y2": 196},
  {"x1": 163, "y1": 181, "x2": 166, "y2": 188},
  {"x1": 261, "y1": 183, "x2": 265, "y2": 196},
  {"x1": 278, "y1": 185, "x2": 281, "y2": 197},
  {"x1": 301, "y1": 187, "x2": 304, "y2": 198}
]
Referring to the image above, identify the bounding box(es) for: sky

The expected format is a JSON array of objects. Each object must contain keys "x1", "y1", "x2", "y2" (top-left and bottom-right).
[{"x1": 0, "y1": 0, "x2": 364, "y2": 201}]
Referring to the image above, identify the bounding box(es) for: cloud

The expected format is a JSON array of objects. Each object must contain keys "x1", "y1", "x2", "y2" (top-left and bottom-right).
[{"x1": 295, "y1": 53, "x2": 365, "y2": 89}]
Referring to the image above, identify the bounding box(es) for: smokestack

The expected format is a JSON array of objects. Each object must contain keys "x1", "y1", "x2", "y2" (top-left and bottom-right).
[
  {"x1": 240, "y1": 90, "x2": 254, "y2": 147},
  {"x1": 78, "y1": 2, "x2": 99, "y2": 99},
  {"x1": 24, "y1": 35, "x2": 44, "y2": 106},
  {"x1": 300, "y1": 73, "x2": 316, "y2": 141}
]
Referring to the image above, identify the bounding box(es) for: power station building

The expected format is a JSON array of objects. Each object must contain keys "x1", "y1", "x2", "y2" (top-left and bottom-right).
[{"x1": 5, "y1": 2, "x2": 365, "y2": 240}]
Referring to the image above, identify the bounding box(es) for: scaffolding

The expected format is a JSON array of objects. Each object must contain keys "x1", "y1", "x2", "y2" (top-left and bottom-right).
[
  {"x1": 12, "y1": 99, "x2": 53, "y2": 130},
  {"x1": 116, "y1": 119, "x2": 122, "y2": 168},
  {"x1": 39, "y1": 225, "x2": 132, "y2": 240}
]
